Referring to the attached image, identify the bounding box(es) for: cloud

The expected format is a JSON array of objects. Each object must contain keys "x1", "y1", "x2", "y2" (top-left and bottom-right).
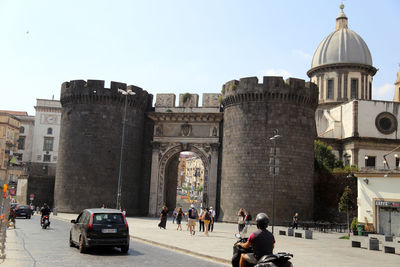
[
  {"x1": 291, "y1": 49, "x2": 312, "y2": 61},
  {"x1": 260, "y1": 69, "x2": 291, "y2": 79},
  {"x1": 373, "y1": 83, "x2": 394, "y2": 99}
]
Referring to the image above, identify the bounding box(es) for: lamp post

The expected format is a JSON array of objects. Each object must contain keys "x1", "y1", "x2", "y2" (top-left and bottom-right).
[
  {"x1": 269, "y1": 130, "x2": 281, "y2": 235},
  {"x1": 116, "y1": 89, "x2": 136, "y2": 210}
]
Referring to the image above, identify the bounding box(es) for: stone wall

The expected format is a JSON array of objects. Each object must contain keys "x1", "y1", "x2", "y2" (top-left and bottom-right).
[
  {"x1": 219, "y1": 76, "x2": 319, "y2": 223},
  {"x1": 54, "y1": 80, "x2": 152, "y2": 215}
]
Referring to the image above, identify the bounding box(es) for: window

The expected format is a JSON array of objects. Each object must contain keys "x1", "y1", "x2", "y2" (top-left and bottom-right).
[
  {"x1": 18, "y1": 136, "x2": 25, "y2": 150},
  {"x1": 47, "y1": 128, "x2": 53, "y2": 135},
  {"x1": 327, "y1": 79, "x2": 334, "y2": 99},
  {"x1": 365, "y1": 156, "x2": 376, "y2": 168},
  {"x1": 43, "y1": 137, "x2": 54, "y2": 151},
  {"x1": 396, "y1": 158, "x2": 400, "y2": 169},
  {"x1": 20, "y1": 126, "x2": 25, "y2": 134},
  {"x1": 375, "y1": 112, "x2": 397, "y2": 135},
  {"x1": 351, "y1": 79, "x2": 358, "y2": 99},
  {"x1": 43, "y1": 154, "x2": 51, "y2": 162}
]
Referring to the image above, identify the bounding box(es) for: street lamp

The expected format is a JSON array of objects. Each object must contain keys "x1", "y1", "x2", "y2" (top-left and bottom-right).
[
  {"x1": 116, "y1": 89, "x2": 136, "y2": 210},
  {"x1": 269, "y1": 129, "x2": 281, "y2": 235}
]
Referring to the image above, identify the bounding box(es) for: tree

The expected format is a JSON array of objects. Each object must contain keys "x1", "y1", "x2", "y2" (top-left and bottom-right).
[
  {"x1": 314, "y1": 140, "x2": 336, "y2": 171},
  {"x1": 338, "y1": 186, "x2": 357, "y2": 236}
]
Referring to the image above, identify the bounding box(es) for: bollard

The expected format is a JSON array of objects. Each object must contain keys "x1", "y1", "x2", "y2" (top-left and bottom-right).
[
  {"x1": 288, "y1": 228, "x2": 294, "y2": 236},
  {"x1": 369, "y1": 238, "x2": 379, "y2": 251},
  {"x1": 305, "y1": 230, "x2": 313, "y2": 239}
]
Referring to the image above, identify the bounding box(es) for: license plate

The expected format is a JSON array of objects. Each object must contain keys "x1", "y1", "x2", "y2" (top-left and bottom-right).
[
  {"x1": 101, "y1": 229, "x2": 117, "y2": 233},
  {"x1": 20, "y1": 213, "x2": 26, "y2": 215}
]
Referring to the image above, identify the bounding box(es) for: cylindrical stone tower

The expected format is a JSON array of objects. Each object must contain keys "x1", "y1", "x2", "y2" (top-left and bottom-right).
[
  {"x1": 54, "y1": 79, "x2": 152, "y2": 214},
  {"x1": 219, "y1": 76, "x2": 318, "y2": 223}
]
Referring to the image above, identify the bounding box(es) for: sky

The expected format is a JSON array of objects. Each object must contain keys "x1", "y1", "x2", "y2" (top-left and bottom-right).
[{"x1": 1, "y1": 0, "x2": 399, "y2": 115}]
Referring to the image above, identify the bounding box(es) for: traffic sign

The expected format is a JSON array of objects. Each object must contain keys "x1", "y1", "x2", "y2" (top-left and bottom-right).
[{"x1": 29, "y1": 193, "x2": 35, "y2": 200}]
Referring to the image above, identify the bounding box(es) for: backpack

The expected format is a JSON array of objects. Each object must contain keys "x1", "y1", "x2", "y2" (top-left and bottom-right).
[
  {"x1": 246, "y1": 213, "x2": 252, "y2": 221},
  {"x1": 192, "y1": 208, "x2": 198, "y2": 218}
]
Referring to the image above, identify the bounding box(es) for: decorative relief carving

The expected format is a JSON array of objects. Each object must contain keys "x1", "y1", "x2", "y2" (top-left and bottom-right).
[
  {"x1": 155, "y1": 94, "x2": 175, "y2": 107},
  {"x1": 202, "y1": 93, "x2": 221, "y2": 108},
  {"x1": 181, "y1": 123, "x2": 192, "y2": 137},
  {"x1": 155, "y1": 125, "x2": 163, "y2": 136},
  {"x1": 212, "y1": 127, "x2": 218, "y2": 137},
  {"x1": 210, "y1": 143, "x2": 220, "y2": 152}
]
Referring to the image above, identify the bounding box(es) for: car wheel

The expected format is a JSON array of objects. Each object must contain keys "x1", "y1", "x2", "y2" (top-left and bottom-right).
[
  {"x1": 69, "y1": 233, "x2": 74, "y2": 247},
  {"x1": 121, "y1": 245, "x2": 129, "y2": 253},
  {"x1": 79, "y1": 236, "x2": 86, "y2": 253}
]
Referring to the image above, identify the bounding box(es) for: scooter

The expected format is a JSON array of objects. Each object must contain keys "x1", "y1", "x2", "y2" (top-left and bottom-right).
[
  {"x1": 232, "y1": 234, "x2": 293, "y2": 267},
  {"x1": 41, "y1": 215, "x2": 50, "y2": 229}
]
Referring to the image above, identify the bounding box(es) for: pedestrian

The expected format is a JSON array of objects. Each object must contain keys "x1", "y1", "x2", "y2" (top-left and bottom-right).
[
  {"x1": 199, "y1": 207, "x2": 205, "y2": 232},
  {"x1": 176, "y1": 207, "x2": 184, "y2": 231},
  {"x1": 203, "y1": 207, "x2": 212, "y2": 236},
  {"x1": 158, "y1": 205, "x2": 168, "y2": 229},
  {"x1": 8, "y1": 207, "x2": 16, "y2": 229},
  {"x1": 187, "y1": 204, "x2": 198, "y2": 235},
  {"x1": 172, "y1": 208, "x2": 177, "y2": 224},
  {"x1": 292, "y1": 212, "x2": 299, "y2": 229},
  {"x1": 237, "y1": 208, "x2": 247, "y2": 234},
  {"x1": 208, "y1": 206, "x2": 215, "y2": 232}
]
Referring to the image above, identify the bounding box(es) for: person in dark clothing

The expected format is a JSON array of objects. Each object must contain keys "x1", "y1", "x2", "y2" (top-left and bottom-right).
[
  {"x1": 238, "y1": 213, "x2": 275, "y2": 267},
  {"x1": 199, "y1": 208, "x2": 205, "y2": 232},
  {"x1": 158, "y1": 206, "x2": 168, "y2": 229},
  {"x1": 40, "y1": 203, "x2": 51, "y2": 225},
  {"x1": 292, "y1": 212, "x2": 299, "y2": 229}
]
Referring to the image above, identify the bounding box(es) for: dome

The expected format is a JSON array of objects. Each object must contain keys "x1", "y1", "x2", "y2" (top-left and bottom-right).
[{"x1": 311, "y1": 8, "x2": 373, "y2": 68}]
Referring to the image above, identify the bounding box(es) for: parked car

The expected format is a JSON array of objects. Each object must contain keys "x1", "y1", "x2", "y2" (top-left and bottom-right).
[
  {"x1": 69, "y1": 208, "x2": 130, "y2": 253},
  {"x1": 15, "y1": 204, "x2": 32, "y2": 219}
]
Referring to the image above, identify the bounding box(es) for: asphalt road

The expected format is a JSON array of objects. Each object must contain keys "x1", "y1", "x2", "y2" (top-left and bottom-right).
[{"x1": 2, "y1": 215, "x2": 228, "y2": 267}]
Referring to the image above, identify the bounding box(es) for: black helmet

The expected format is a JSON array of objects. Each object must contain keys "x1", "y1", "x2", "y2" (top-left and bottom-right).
[{"x1": 256, "y1": 213, "x2": 270, "y2": 229}]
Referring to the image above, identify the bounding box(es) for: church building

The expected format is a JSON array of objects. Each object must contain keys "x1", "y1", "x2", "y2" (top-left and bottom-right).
[{"x1": 309, "y1": 5, "x2": 400, "y2": 236}]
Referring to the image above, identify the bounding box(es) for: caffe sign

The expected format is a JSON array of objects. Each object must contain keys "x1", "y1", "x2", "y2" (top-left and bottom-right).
[{"x1": 375, "y1": 200, "x2": 400, "y2": 208}]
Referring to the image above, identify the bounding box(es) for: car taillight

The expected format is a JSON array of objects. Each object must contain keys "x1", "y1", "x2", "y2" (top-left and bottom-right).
[
  {"x1": 122, "y1": 213, "x2": 129, "y2": 229},
  {"x1": 88, "y1": 213, "x2": 94, "y2": 229}
]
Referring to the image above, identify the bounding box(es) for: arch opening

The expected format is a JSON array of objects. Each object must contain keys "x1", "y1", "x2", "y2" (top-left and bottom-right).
[{"x1": 164, "y1": 151, "x2": 206, "y2": 212}]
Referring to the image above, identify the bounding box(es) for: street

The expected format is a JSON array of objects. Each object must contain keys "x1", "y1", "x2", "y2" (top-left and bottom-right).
[{"x1": 1, "y1": 215, "x2": 227, "y2": 267}]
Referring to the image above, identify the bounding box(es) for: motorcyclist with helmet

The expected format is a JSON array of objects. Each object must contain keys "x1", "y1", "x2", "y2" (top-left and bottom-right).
[
  {"x1": 238, "y1": 213, "x2": 275, "y2": 267},
  {"x1": 40, "y1": 203, "x2": 51, "y2": 225}
]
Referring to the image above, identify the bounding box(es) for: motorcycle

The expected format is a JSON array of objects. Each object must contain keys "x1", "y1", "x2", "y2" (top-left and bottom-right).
[
  {"x1": 41, "y1": 215, "x2": 50, "y2": 229},
  {"x1": 232, "y1": 234, "x2": 293, "y2": 267}
]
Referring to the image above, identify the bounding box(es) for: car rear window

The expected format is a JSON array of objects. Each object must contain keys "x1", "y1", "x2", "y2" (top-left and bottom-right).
[
  {"x1": 93, "y1": 213, "x2": 124, "y2": 224},
  {"x1": 18, "y1": 205, "x2": 28, "y2": 209}
]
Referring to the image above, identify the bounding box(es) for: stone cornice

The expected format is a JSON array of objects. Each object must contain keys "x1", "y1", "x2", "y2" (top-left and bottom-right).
[
  {"x1": 147, "y1": 112, "x2": 223, "y2": 123},
  {"x1": 307, "y1": 63, "x2": 377, "y2": 77},
  {"x1": 35, "y1": 106, "x2": 62, "y2": 113}
]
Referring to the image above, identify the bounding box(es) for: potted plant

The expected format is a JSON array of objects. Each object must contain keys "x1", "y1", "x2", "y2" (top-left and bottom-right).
[{"x1": 350, "y1": 217, "x2": 358, "y2": 235}]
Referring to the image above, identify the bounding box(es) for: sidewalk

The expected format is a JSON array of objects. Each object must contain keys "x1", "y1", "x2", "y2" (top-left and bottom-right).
[{"x1": 54, "y1": 213, "x2": 399, "y2": 267}]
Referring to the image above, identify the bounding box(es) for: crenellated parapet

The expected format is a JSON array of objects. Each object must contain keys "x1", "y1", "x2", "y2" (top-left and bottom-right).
[
  {"x1": 221, "y1": 76, "x2": 319, "y2": 109},
  {"x1": 60, "y1": 79, "x2": 153, "y2": 111},
  {"x1": 155, "y1": 93, "x2": 221, "y2": 108}
]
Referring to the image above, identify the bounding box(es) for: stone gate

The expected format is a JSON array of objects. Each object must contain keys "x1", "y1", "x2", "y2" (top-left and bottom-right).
[{"x1": 147, "y1": 93, "x2": 222, "y2": 216}]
